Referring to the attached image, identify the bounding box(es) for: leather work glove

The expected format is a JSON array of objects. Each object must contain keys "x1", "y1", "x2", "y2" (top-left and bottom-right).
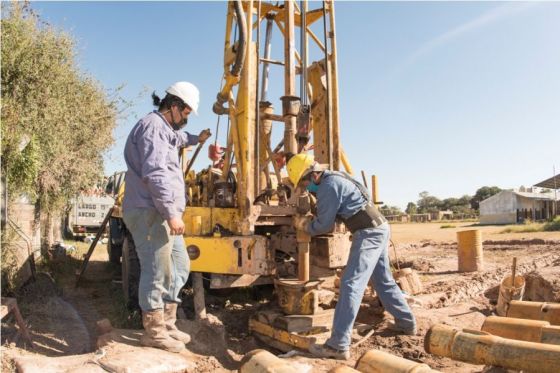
[
  {"x1": 198, "y1": 128, "x2": 212, "y2": 143},
  {"x1": 293, "y1": 215, "x2": 312, "y2": 232}
]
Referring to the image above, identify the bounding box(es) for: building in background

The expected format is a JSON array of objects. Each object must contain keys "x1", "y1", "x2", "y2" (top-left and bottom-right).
[{"x1": 480, "y1": 187, "x2": 558, "y2": 224}]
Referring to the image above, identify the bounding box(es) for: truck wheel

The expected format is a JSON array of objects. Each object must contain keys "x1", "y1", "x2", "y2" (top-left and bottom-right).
[{"x1": 122, "y1": 230, "x2": 140, "y2": 310}]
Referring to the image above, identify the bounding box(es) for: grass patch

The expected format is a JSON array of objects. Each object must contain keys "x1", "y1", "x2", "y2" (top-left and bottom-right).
[
  {"x1": 544, "y1": 217, "x2": 560, "y2": 231},
  {"x1": 440, "y1": 224, "x2": 456, "y2": 229},
  {"x1": 501, "y1": 220, "x2": 545, "y2": 233}
]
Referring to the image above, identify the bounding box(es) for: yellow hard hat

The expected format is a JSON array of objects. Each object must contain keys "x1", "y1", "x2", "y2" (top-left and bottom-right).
[{"x1": 287, "y1": 153, "x2": 315, "y2": 186}]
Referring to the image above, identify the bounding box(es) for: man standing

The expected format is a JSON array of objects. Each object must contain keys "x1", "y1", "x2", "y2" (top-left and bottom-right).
[
  {"x1": 123, "y1": 81, "x2": 211, "y2": 352},
  {"x1": 287, "y1": 154, "x2": 417, "y2": 360}
]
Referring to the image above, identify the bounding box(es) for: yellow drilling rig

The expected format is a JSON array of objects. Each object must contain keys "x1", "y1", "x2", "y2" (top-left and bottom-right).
[{"x1": 116, "y1": 0, "x2": 377, "y2": 351}]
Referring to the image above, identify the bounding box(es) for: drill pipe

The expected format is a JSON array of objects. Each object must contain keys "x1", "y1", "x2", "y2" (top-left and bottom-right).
[
  {"x1": 507, "y1": 300, "x2": 560, "y2": 325},
  {"x1": 481, "y1": 316, "x2": 560, "y2": 345},
  {"x1": 239, "y1": 349, "x2": 299, "y2": 373},
  {"x1": 425, "y1": 323, "x2": 560, "y2": 373},
  {"x1": 355, "y1": 349, "x2": 440, "y2": 373}
]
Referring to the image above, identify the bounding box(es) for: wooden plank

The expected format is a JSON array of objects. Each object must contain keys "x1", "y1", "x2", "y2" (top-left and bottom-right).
[
  {"x1": 273, "y1": 309, "x2": 335, "y2": 333},
  {"x1": 249, "y1": 318, "x2": 315, "y2": 351}
]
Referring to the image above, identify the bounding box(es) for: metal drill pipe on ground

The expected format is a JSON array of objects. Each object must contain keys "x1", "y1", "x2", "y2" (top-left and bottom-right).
[
  {"x1": 239, "y1": 349, "x2": 299, "y2": 373},
  {"x1": 507, "y1": 300, "x2": 560, "y2": 325},
  {"x1": 481, "y1": 315, "x2": 560, "y2": 345},
  {"x1": 425, "y1": 323, "x2": 560, "y2": 373},
  {"x1": 355, "y1": 349, "x2": 440, "y2": 373}
]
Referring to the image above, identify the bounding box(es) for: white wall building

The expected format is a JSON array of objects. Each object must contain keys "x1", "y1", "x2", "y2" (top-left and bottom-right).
[{"x1": 479, "y1": 189, "x2": 558, "y2": 225}]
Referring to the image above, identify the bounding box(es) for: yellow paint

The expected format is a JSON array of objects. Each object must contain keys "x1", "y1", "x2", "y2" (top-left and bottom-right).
[
  {"x1": 186, "y1": 235, "x2": 274, "y2": 275},
  {"x1": 248, "y1": 318, "x2": 314, "y2": 351},
  {"x1": 182, "y1": 207, "x2": 241, "y2": 236},
  {"x1": 456, "y1": 229, "x2": 483, "y2": 272}
]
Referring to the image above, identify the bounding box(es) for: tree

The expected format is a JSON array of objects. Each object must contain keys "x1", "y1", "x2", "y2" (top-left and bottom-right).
[
  {"x1": 417, "y1": 191, "x2": 441, "y2": 213},
  {"x1": 470, "y1": 186, "x2": 502, "y2": 210},
  {"x1": 1, "y1": 3, "x2": 122, "y2": 250},
  {"x1": 380, "y1": 205, "x2": 402, "y2": 216},
  {"x1": 405, "y1": 202, "x2": 417, "y2": 215}
]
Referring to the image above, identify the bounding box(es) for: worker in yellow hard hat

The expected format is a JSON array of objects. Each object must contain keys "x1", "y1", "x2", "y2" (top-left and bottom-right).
[{"x1": 286, "y1": 153, "x2": 417, "y2": 360}]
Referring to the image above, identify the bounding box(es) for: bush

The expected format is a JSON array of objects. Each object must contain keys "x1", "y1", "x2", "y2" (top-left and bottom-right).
[
  {"x1": 544, "y1": 217, "x2": 560, "y2": 232},
  {"x1": 440, "y1": 224, "x2": 456, "y2": 229}
]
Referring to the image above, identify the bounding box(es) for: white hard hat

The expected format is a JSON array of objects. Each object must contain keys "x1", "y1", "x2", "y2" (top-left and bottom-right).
[{"x1": 166, "y1": 81, "x2": 200, "y2": 115}]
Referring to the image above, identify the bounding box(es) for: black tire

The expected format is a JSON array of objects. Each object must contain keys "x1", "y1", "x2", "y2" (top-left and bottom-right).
[
  {"x1": 122, "y1": 230, "x2": 140, "y2": 310},
  {"x1": 107, "y1": 217, "x2": 123, "y2": 265}
]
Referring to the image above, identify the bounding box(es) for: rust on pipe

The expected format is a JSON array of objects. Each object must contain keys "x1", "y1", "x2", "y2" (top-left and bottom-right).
[
  {"x1": 425, "y1": 323, "x2": 560, "y2": 373},
  {"x1": 482, "y1": 316, "x2": 560, "y2": 345},
  {"x1": 239, "y1": 349, "x2": 299, "y2": 373},
  {"x1": 356, "y1": 349, "x2": 440, "y2": 373},
  {"x1": 507, "y1": 300, "x2": 560, "y2": 326}
]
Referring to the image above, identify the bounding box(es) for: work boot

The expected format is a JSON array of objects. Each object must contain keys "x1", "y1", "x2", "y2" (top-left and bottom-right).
[
  {"x1": 140, "y1": 309, "x2": 185, "y2": 353},
  {"x1": 388, "y1": 322, "x2": 417, "y2": 336},
  {"x1": 163, "y1": 302, "x2": 191, "y2": 344},
  {"x1": 309, "y1": 343, "x2": 350, "y2": 360}
]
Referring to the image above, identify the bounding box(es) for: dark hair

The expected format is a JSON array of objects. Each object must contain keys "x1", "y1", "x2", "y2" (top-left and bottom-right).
[{"x1": 152, "y1": 91, "x2": 187, "y2": 111}]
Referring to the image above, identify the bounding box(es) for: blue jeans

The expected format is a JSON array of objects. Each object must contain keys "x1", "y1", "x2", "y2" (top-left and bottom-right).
[
  {"x1": 123, "y1": 208, "x2": 190, "y2": 311},
  {"x1": 326, "y1": 223, "x2": 416, "y2": 351}
]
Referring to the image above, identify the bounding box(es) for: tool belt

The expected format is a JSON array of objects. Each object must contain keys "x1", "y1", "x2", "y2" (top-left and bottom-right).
[{"x1": 342, "y1": 204, "x2": 387, "y2": 233}]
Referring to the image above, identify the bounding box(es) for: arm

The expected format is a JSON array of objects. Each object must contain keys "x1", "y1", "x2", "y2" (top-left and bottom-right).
[
  {"x1": 178, "y1": 131, "x2": 199, "y2": 147},
  {"x1": 307, "y1": 185, "x2": 342, "y2": 236}
]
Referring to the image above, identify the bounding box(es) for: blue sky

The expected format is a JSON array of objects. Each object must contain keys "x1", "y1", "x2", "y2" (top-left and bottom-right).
[{"x1": 28, "y1": 1, "x2": 560, "y2": 209}]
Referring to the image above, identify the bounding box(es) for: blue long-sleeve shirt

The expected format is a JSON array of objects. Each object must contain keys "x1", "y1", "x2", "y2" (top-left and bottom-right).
[
  {"x1": 307, "y1": 170, "x2": 369, "y2": 236},
  {"x1": 123, "y1": 111, "x2": 199, "y2": 220}
]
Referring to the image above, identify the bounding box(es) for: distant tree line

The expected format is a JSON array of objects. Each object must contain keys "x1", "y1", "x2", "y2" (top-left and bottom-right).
[{"x1": 380, "y1": 186, "x2": 503, "y2": 216}]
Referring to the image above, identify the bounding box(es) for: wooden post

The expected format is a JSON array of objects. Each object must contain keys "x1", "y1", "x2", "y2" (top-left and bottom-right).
[
  {"x1": 371, "y1": 175, "x2": 378, "y2": 204},
  {"x1": 76, "y1": 207, "x2": 113, "y2": 286},
  {"x1": 192, "y1": 272, "x2": 207, "y2": 320}
]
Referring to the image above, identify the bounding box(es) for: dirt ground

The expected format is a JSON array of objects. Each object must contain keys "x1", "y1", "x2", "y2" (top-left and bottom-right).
[{"x1": 1, "y1": 222, "x2": 559, "y2": 372}]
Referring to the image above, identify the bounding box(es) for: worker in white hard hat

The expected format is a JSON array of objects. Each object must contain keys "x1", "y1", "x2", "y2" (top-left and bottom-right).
[
  {"x1": 122, "y1": 81, "x2": 211, "y2": 353},
  {"x1": 287, "y1": 154, "x2": 417, "y2": 360}
]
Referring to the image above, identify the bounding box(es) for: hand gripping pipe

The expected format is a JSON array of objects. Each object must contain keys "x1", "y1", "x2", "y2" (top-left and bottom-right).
[{"x1": 425, "y1": 323, "x2": 560, "y2": 373}]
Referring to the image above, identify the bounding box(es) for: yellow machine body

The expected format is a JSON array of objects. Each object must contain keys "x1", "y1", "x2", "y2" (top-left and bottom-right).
[{"x1": 180, "y1": 1, "x2": 354, "y2": 287}]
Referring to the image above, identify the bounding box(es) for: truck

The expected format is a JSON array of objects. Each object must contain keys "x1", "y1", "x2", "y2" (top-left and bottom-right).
[{"x1": 68, "y1": 194, "x2": 114, "y2": 239}]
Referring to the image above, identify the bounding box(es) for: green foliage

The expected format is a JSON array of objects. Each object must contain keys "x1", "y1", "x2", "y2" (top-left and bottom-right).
[
  {"x1": 1, "y1": 2, "x2": 122, "y2": 213},
  {"x1": 440, "y1": 224, "x2": 456, "y2": 229},
  {"x1": 380, "y1": 205, "x2": 403, "y2": 216},
  {"x1": 471, "y1": 186, "x2": 502, "y2": 210},
  {"x1": 405, "y1": 202, "x2": 417, "y2": 215},
  {"x1": 417, "y1": 191, "x2": 442, "y2": 213},
  {"x1": 544, "y1": 217, "x2": 560, "y2": 232},
  {"x1": 1, "y1": 227, "x2": 20, "y2": 295}
]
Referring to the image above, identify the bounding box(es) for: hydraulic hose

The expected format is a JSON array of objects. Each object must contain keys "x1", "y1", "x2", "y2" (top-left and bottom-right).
[{"x1": 213, "y1": 0, "x2": 247, "y2": 115}]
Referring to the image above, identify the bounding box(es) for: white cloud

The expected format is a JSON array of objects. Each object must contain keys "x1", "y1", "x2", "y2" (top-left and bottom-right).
[{"x1": 395, "y1": 2, "x2": 540, "y2": 73}]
